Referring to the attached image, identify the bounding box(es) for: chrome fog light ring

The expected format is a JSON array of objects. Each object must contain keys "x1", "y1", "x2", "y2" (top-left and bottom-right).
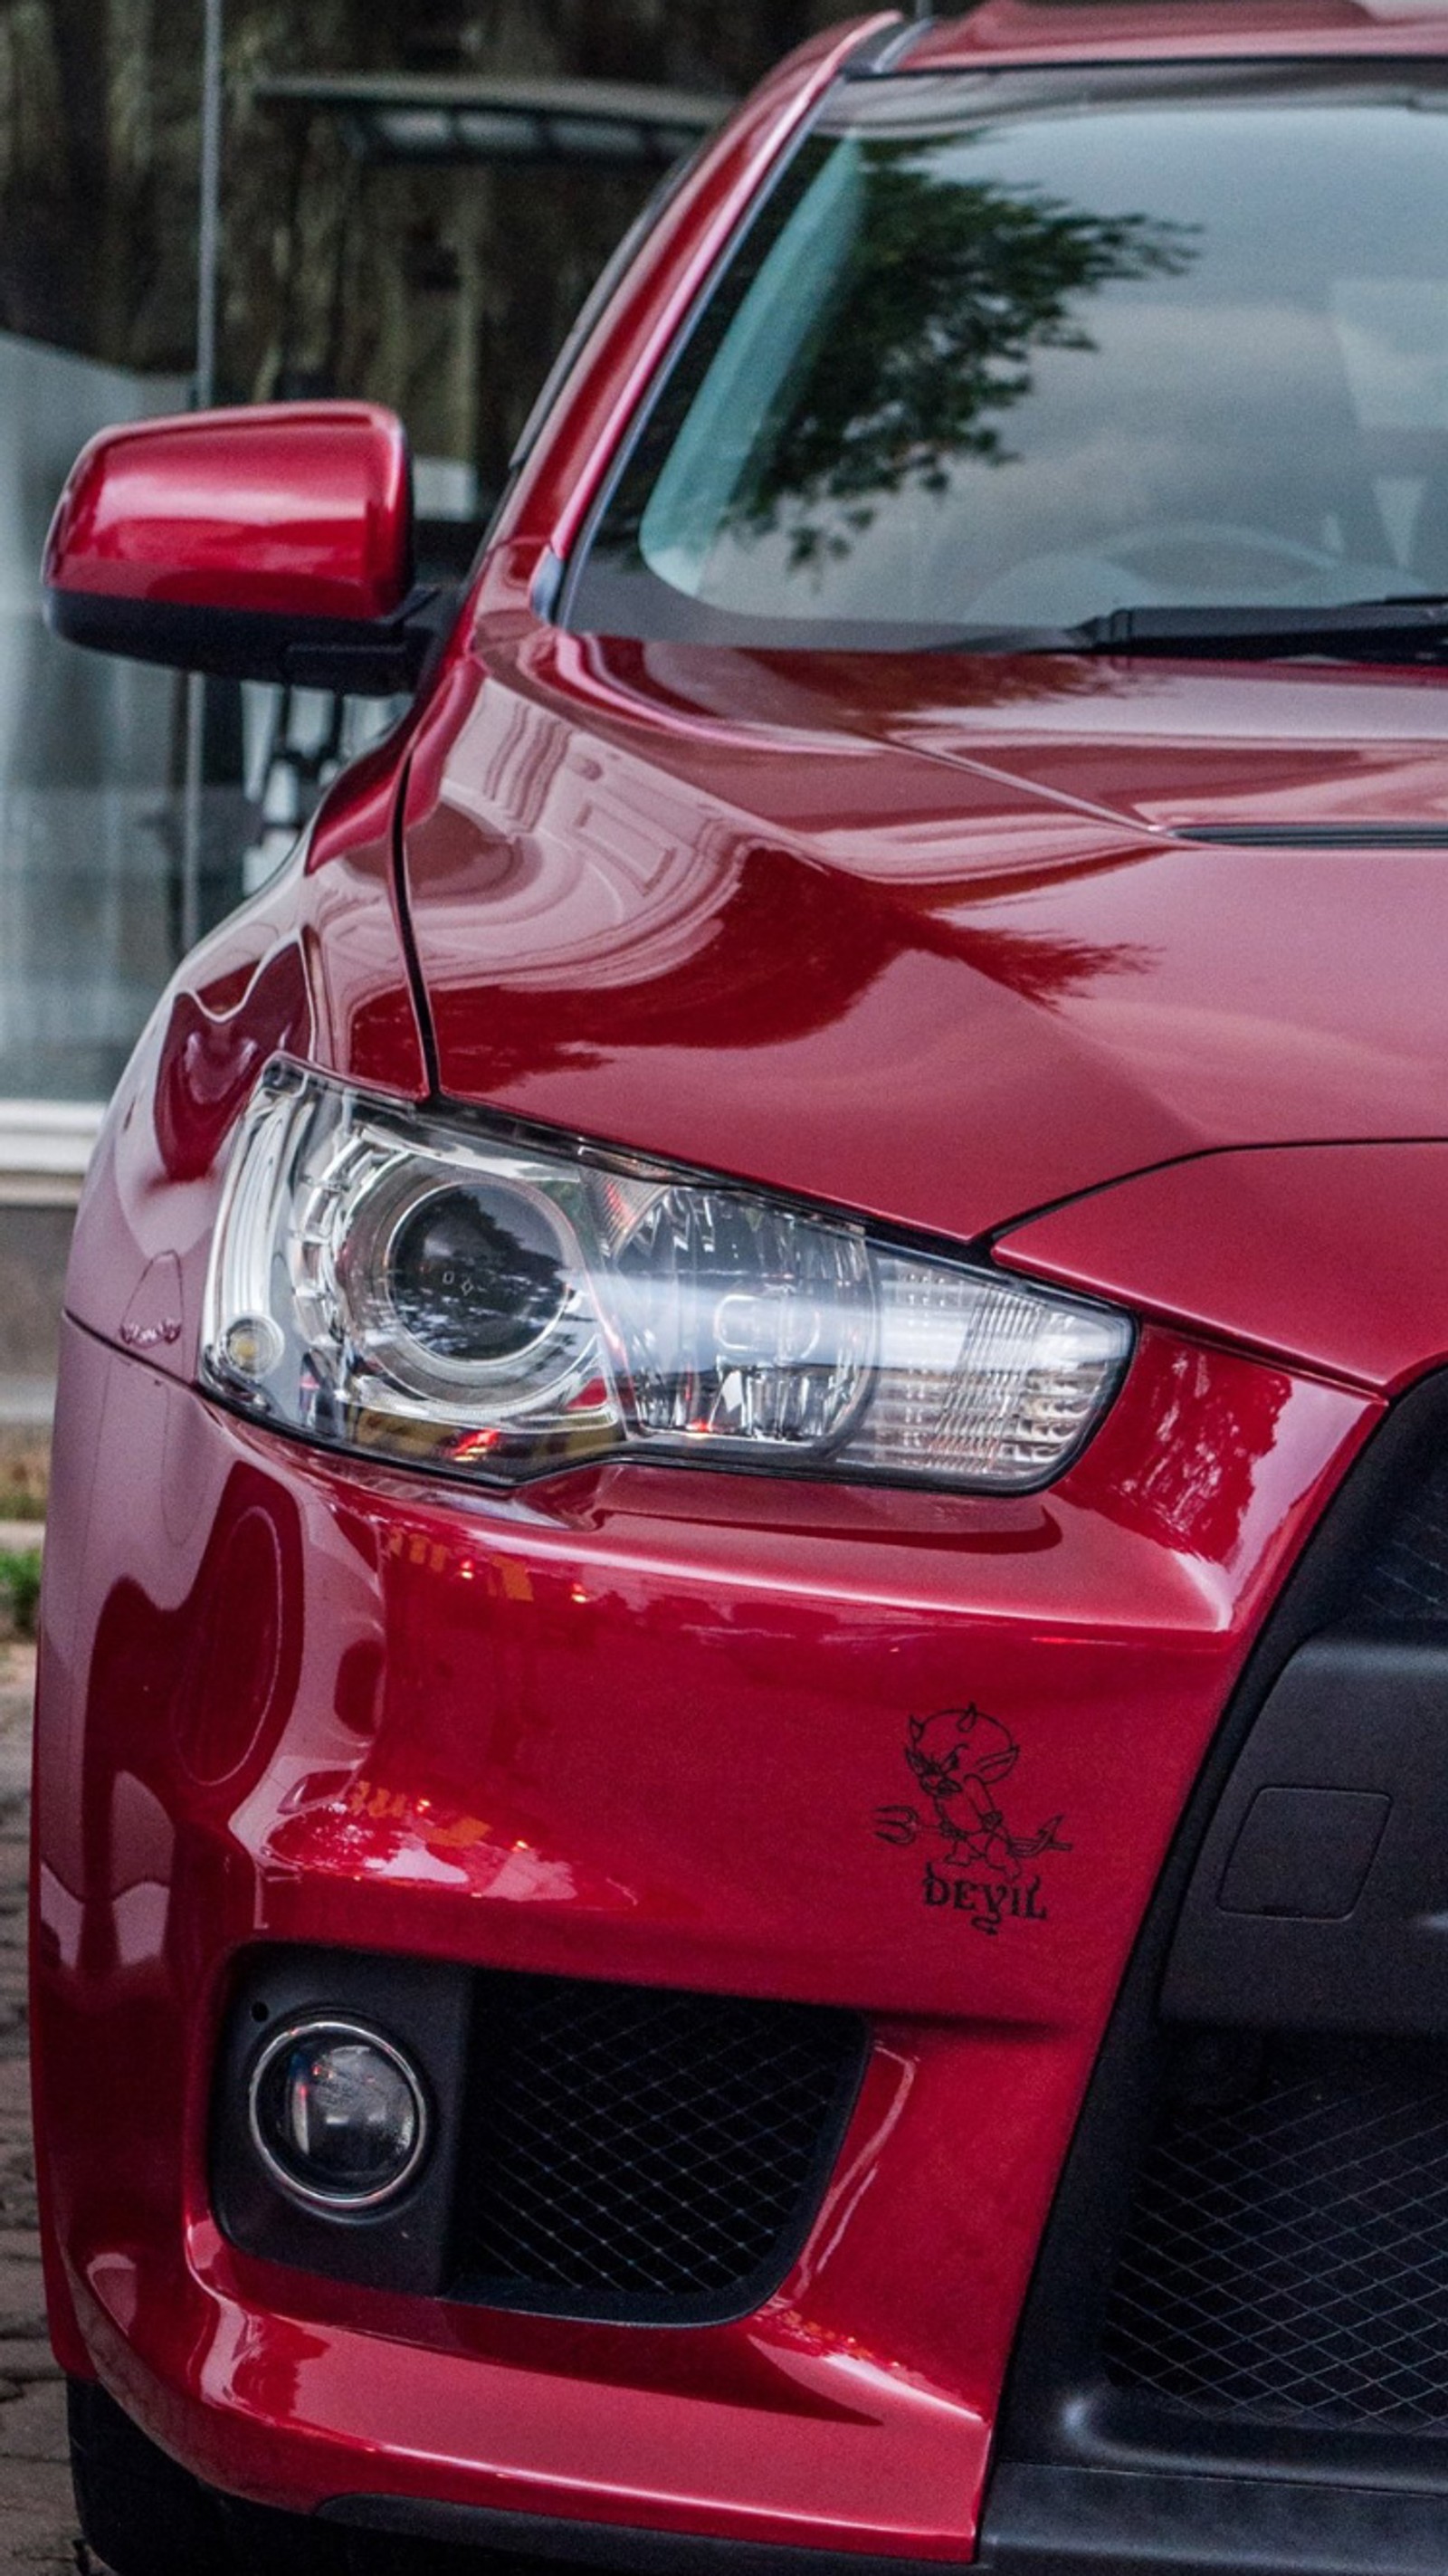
[{"x1": 246, "y1": 2013, "x2": 432, "y2": 2214}]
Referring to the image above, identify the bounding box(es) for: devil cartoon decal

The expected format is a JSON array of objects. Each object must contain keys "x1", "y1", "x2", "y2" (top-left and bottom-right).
[{"x1": 874, "y1": 1703, "x2": 1070, "y2": 1894}]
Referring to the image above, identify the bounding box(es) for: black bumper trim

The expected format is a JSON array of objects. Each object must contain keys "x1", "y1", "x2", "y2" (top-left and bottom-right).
[
  {"x1": 319, "y1": 2492, "x2": 960, "y2": 2573},
  {"x1": 981, "y1": 2462, "x2": 1448, "y2": 2576}
]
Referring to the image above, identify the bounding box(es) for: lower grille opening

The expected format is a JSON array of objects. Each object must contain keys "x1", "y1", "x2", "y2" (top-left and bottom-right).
[
  {"x1": 1348, "y1": 1442, "x2": 1448, "y2": 1624},
  {"x1": 1104, "y1": 2030, "x2": 1448, "y2": 2428},
  {"x1": 990, "y1": 1379, "x2": 1448, "y2": 2545},
  {"x1": 452, "y1": 1970, "x2": 868, "y2": 2324}
]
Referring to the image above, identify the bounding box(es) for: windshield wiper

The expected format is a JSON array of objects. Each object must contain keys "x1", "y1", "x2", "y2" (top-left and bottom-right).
[
  {"x1": 929, "y1": 597, "x2": 1448, "y2": 661},
  {"x1": 1073, "y1": 597, "x2": 1448, "y2": 658}
]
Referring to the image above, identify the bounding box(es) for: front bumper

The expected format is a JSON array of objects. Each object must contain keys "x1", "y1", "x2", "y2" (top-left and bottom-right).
[{"x1": 32, "y1": 1310, "x2": 1370, "y2": 2560}]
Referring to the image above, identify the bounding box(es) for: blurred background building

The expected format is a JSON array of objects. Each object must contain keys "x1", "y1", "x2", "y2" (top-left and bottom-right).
[{"x1": 0, "y1": 0, "x2": 845, "y2": 1426}]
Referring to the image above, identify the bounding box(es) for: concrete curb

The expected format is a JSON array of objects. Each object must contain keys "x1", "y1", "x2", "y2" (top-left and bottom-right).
[{"x1": 0, "y1": 1528, "x2": 41, "y2": 1554}]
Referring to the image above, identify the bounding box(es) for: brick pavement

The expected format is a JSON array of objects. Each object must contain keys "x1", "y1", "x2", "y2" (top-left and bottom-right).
[{"x1": 0, "y1": 1640, "x2": 86, "y2": 2573}]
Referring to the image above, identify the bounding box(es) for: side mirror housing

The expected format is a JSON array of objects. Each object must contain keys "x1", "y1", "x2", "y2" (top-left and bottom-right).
[{"x1": 43, "y1": 402, "x2": 431, "y2": 696}]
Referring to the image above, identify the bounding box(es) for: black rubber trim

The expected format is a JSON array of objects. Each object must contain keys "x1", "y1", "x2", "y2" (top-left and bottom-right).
[
  {"x1": 1160, "y1": 1636, "x2": 1448, "y2": 2030},
  {"x1": 1176, "y1": 825, "x2": 1448, "y2": 847},
  {"x1": 46, "y1": 583, "x2": 439, "y2": 696},
  {"x1": 979, "y1": 2461, "x2": 1448, "y2": 2576},
  {"x1": 319, "y1": 2490, "x2": 955, "y2": 2572}
]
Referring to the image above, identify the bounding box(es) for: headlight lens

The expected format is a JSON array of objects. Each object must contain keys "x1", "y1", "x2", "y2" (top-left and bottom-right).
[{"x1": 202, "y1": 1063, "x2": 1131, "y2": 1492}]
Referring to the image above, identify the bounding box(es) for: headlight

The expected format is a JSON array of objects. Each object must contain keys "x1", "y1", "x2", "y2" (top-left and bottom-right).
[{"x1": 201, "y1": 1063, "x2": 1132, "y2": 1492}]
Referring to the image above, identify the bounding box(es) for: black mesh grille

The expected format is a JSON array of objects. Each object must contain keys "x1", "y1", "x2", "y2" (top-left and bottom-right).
[
  {"x1": 1348, "y1": 1446, "x2": 1448, "y2": 1624},
  {"x1": 453, "y1": 1972, "x2": 866, "y2": 2323},
  {"x1": 1104, "y1": 2036, "x2": 1448, "y2": 2426}
]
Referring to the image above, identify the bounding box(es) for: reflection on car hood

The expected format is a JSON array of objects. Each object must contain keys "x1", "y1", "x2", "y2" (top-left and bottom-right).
[{"x1": 400, "y1": 630, "x2": 1448, "y2": 1246}]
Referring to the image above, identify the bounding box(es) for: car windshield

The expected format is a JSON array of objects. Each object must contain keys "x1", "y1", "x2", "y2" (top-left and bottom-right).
[{"x1": 568, "y1": 62, "x2": 1448, "y2": 647}]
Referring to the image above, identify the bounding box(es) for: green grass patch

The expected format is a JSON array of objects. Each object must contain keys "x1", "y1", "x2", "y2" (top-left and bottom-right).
[
  {"x1": 0, "y1": 1430, "x2": 49, "y2": 1522},
  {"x1": 0, "y1": 1548, "x2": 42, "y2": 1638}
]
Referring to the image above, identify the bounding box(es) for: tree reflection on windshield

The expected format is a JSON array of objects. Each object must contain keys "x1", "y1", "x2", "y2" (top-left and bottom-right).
[{"x1": 726, "y1": 146, "x2": 1196, "y2": 577}]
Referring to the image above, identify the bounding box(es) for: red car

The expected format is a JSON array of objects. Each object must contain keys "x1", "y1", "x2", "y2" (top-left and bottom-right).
[{"x1": 34, "y1": 4, "x2": 1448, "y2": 2569}]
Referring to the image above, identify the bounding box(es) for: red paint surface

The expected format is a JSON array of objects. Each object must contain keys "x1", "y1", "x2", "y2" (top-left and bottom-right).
[
  {"x1": 910, "y1": 0, "x2": 1448, "y2": 66},
  {"x1": 43, "y1": 402, "x2": 412, "y2": 624},
  {"x1": 33, "y1": 1318, "x2": 1371, "y2": 2545},
  {"x1": 401, "y1": 635, "x2": 1448, "y2": 1251},
  {"x1": 36, "y1": 0, "x2": 1448, "y2": 2558},
  {"x1": 1000, "y1": 1144, "x2": 1448, "y2": 1395}
]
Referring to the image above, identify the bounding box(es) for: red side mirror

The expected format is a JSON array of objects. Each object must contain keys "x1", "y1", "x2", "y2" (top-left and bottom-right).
[{"x1": 43, "y1": 402, "x2": 428, "y2": 696}]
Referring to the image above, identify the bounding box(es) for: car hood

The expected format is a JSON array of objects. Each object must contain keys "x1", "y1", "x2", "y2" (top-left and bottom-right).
[{"x1": 400, "y1": 628, "x2": 1448, "y2": 1249}]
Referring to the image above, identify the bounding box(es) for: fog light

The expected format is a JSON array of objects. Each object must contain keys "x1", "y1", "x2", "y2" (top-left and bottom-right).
[{"x1": 248, "y1": 2018, "x2": 428, "y2": 2211}]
